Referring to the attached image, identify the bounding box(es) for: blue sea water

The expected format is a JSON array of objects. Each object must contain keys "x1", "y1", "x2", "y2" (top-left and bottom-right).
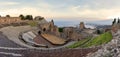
[
  {"x1": 46, "y1": 18, "x2": 113, "y2": 27},
  {"x1": 54, "y1": 21, "x2": 80, "y2": 27},
  {"x1": 54, "y1": 20, "x2": 112, "y2": 27}
]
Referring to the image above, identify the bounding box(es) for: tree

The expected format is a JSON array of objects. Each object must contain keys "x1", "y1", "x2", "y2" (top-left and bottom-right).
[
  {"x1": 25, "y1": 15, "x2": 33, "y2": 20},
  {"x1": 117, "y1": 18, "x2": 120, "y2": 23},
  {"x1": 112, "y1": 18, "x2": 116, "y2": 25},
  {"x1": 34, "y1": 16, "x2": 44, "y2": 20},
  {"x1": 59, "y1": 27, "x2": 63, "y2": 32},
  {"x1": 19, "y1": 14, "x2": 25, "y2": 20},
  {"x1": 30, "y1": 15, "x2": 33, "y2": 20},
  {"x1": 6, "y1": 15, "x2": 10, "y2": 17}
]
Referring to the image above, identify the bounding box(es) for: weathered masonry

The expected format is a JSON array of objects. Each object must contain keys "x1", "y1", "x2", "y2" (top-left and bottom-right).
[{"x1": 0, "y1": 17, "x2": 21, "y2": 24}]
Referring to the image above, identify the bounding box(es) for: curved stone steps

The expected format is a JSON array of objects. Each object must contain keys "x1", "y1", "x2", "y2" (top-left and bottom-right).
[{"x1": 0, "y1": 52, "x2": 22, "y2": 57}]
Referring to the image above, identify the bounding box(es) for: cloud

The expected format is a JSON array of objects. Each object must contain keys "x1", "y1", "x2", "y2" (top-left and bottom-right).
[
  {"x1": 1, "y1": 0, "x2": 120, "y2": 21},
  {"x1": 0, "y1": 7, "x2": 40, "y2": 16},
  {"x1": 0, "y1": 7, "x2": 65, "y2": 18},
  {"x1": 80, "y1": 0, "x2": 120, "y2": 9},
  {"x1": 35, "y1": 0, "x2": 120, "y2": 19},
  {"x1": 1, "y1": 6, "x2": 120, "y2": 20},
  {"x1": 68, "y1": 5, "x2": 120, "y2": 19},
  {"x1": 0, "y1": 2, "x2": 19, "y2": 6}
]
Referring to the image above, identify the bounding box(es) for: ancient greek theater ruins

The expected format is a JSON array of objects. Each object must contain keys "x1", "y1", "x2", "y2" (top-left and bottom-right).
[{"x1": 0, "y1": 16, "x2": 120, "y2": 57}]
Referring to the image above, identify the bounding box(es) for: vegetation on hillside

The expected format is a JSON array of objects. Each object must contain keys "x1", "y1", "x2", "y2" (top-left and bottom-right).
[
  {"x1": 59, "y1": 27, "x2": 64, "y2": 32},
  {"x1": 112, "y1": 18, "x2": 120, "y2": 25},
  {"x1": 67, "y1": 38, "x2": 91, "y2": 48},
  {"x1": 27, "y1": 21, "x2": 38, "y2": 27},
  {"x1": 67, "y1": 32, "x2": 112, "y2": 48},
  {"x1": 19, "y1": 14, "x2": 33, "y2": 20},
  {"x1": 6, "y1": 15, "x2": 10, "y2": 17}
]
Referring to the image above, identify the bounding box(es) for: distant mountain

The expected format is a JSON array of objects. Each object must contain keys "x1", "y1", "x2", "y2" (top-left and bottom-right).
[{"x1": 88, "y1": 19, "x2": 113, "y2": 25}]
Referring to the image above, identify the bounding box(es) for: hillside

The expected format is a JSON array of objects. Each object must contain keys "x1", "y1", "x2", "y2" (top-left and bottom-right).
[
  {"x1": 67, "y1": 32, "x2": 112, "y2": 48},
  {"x1": 87, "y1": 30, "x2": 120, "y2": 57}
]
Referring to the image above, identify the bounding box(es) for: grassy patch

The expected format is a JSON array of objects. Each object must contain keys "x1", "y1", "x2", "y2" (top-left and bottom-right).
[
  {"x1": 67, "y1": 32, "x2": 112, "y2": 48},
  {"x1": 66, "y1": 38, "x2": 91, "y2": 48},
  {"x1": 82, "y1": 32, "x2": 112, "y2": 48},
  {"x1": 27, "y1": 21, "x2": 38, "y2": 27}
]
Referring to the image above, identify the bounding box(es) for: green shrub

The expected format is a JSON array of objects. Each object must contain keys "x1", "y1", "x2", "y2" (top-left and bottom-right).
[{"x1": 59, "y1": 28, "x2": 63, "y2": 32}]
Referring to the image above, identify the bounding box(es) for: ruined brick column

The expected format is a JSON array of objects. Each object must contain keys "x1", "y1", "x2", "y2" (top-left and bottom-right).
[{"x1": 79, "y1": 22, "x2": 85, "y2": 30}]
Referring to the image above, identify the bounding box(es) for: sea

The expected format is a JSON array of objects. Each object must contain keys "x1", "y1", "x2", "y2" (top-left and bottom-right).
[{"x1": 46, "y1": 18, "x2": 113, "y2": 29}]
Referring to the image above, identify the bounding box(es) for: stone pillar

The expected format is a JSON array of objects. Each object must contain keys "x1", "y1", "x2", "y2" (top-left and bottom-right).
[{"x1": 79, "y1": 22, "x2": 85, "y2": 30}]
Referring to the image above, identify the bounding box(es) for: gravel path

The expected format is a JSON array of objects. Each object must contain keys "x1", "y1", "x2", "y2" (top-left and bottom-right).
[
  {"x1": 0, "y1": 32, "x2": 24, "y2": 48},
  {"x1": 0, "y1": 26, "x2": 35, "y2": 48}
]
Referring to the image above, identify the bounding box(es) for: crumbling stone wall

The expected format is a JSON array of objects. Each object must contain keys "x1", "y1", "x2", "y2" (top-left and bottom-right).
[
  {"x1": 0, "y1": 17, "x2": 21, "y2": 24},
  {"x1": 63, "y1": 27, "x2": 84, "y2": 41},
  {"x1": 39, "y1": 20, "x2": 60, "y2": 36}
]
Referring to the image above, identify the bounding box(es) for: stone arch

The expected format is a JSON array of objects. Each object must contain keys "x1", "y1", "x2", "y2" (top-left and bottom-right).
[
  {"x1": 43, "y1": 28, "x2": 46, "y2": 32},
  {"x1": 38, "y1": 31, "x2": 41, "y2": 34}
]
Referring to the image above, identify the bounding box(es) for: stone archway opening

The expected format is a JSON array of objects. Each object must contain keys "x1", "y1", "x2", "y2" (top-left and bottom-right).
[
  {"x1": 43, "y1": 28, "x2": 46, "y2": 32},
  {"x1": 38, "y1": 31, "x2": 41, "y2": 35}
]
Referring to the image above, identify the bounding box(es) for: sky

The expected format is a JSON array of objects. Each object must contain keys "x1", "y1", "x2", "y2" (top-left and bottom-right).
[{"x1": 0, "y1": 0, "x2": 120, "y2": 21}]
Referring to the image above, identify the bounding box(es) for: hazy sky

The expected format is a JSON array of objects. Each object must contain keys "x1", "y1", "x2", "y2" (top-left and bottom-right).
[{"x1": 0, "y1": 0, "x2": 120, "y2": 20}]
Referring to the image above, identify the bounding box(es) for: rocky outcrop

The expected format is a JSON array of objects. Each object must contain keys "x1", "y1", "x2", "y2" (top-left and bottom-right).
[{"x1": 87, "y1": 30, "x2": 120, "y2": 57}]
